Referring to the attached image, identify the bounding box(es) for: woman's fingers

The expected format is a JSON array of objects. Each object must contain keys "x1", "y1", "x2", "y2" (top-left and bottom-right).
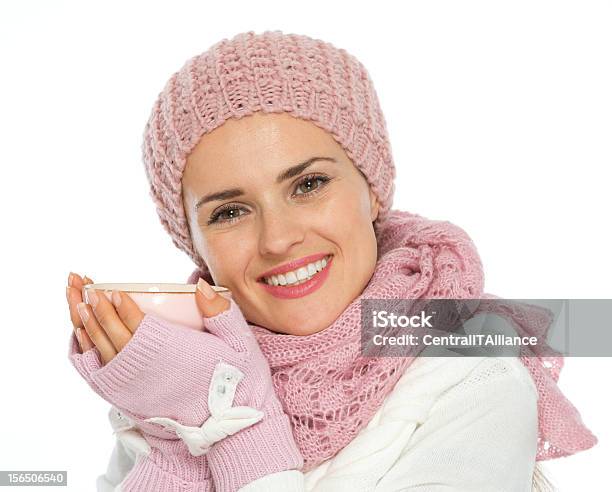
[
  {"x1": 67, "y1": 286, "x2": 83, "y2": 331},
  {"x1": 77, "y1": 301, "x2": 117, "y2": 365},
  {"x1": 195, "y1": 278, "x2": 251, "y2": 353},
  {"x1": 109, "y1": 290, "x2": 145, "y2": 334},
  {"x1": 195, "y1": 278, "x2": 231, "y2": 318},
  {"x1": 79, "y1": 276, "x2": 95, "y2": 350},
  {"x1": 67, "y1": 272, "x2": 96, "y2": 353},
  {"x1": 84, "y1": 289, "x2": 134, "y2": 354},
  {"x1": 66, "y1": 272, "x2": 86, "y2": 331},
  {"x1": 79, "y1": 276, "x2": 94, "y2": 350},
  {"x1": 77, "y1": 326, "x2": 95, "y2": 352}
]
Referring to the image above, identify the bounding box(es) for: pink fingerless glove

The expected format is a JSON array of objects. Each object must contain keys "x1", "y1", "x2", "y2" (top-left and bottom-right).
[{"x1": 68, "y1": 298, "x2": 303, "y2": 492}]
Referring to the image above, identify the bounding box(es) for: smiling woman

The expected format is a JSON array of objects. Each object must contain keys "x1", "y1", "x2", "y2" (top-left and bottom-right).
[
  {"x1": 181, "y1": 112, "x2": 380, "y2": 336},
  {"x1": 67, "y1": 29, "x2": 596, "y2": 492}
]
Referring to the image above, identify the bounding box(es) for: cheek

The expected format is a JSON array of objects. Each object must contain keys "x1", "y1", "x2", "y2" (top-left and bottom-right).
[
  {"x1": 315, "y1": 187, "x2": 374, "y2": 239},
  {"x1": 201, "y1": 234, "x2": 252, "y2": 285},
  {"x1": 187, "y1": 211, "x2": 213, "y2": 262},
  {"x1": 319, "y1": 187, "x2": 378, "y2": 278}
]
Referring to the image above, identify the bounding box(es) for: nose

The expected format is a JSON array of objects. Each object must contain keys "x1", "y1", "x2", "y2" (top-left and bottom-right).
[{"x1": 257, "y1": 207, "x2": 305, "y2": 257}]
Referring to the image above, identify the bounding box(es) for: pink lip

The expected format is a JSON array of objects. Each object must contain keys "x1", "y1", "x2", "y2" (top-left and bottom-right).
[
  {"x1": 258, "y1": 255, "x2": 333, "y2": 299},
  {"x1": 257, "y1": 253, "x2": 330, "y2": 280}
]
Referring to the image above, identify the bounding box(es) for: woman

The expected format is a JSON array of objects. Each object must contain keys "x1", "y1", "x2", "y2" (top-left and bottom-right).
[{"x1": 66, "y1": 30, "x2": 596, "y2": 491}]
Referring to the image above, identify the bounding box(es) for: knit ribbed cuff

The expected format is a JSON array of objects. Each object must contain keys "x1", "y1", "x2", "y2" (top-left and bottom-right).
[
  {"x1": 119, "y1": 449, "x2": 213, "y2": 492},
  {"x1": 68, "y1": 330, "x2": 107, "y2": 399},
  {"x1": 88, "y1": 314, "x2": 172, "y2": 397},
  {"x1": 207, "y1": 412, "x2": 304, "y2": 492},
  {"x1": 201, "y1": 298, "x2": 252, "y2": 354},
  {"x1": 68, "y1": 314, "x2": 171, "y2": 403}
]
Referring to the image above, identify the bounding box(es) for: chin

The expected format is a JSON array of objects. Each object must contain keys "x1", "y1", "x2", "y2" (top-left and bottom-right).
[{"x1": 266, "y1": 312, "x2": 330, "y2": 336}]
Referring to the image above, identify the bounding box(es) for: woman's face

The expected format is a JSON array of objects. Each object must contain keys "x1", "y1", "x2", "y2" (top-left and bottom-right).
[{"x1": 182, "y1": 112, "x2": 380, "y2": 335}]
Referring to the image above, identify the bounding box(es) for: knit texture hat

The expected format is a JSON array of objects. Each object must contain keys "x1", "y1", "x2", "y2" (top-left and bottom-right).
[{"x1": 141, "y1": 30, "x2": 396, "y2": 272}]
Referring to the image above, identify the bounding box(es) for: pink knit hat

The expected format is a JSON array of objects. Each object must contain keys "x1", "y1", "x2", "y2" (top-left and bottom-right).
[{"x1": 141, "y1": 30, "x2": 396, "y2": 272}]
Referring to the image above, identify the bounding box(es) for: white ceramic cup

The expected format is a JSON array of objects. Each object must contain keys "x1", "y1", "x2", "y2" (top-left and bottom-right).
[{"x1": 82, "y1": 283, "x2": 232, "y2": 331}]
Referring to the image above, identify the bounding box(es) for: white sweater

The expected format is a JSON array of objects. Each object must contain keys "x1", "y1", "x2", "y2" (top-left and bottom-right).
[{"x1": 97, "y1": 346, "x2": 539, "y2": 492}]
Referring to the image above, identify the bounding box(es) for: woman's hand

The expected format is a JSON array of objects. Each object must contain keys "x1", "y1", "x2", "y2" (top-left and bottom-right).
[
  {"x1": 66, "y1": 273, "x2": 95, "y2": 353},
  {"x1": 66, "y1": 272, "x2": 230, "y2": 365},
  {"x1": 66, "y1": 274, "x2": 302, "y2": 490}
]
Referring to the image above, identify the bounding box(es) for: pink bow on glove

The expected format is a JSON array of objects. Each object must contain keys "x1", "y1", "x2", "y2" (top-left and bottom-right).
[{"x1": 68, "y1": 282, "x2": 303, "y2": 492}]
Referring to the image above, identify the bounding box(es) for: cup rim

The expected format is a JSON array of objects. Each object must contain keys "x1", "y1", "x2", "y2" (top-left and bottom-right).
[{"x1": 83, "y1": 283, "x2": 230, "y2": 294}]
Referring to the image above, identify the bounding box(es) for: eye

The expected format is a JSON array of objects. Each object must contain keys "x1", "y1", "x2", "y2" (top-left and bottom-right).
[
  {"x1": 207, "y1": 204, "x2": 247, "y2": 225},
  {"x1": 293, "y1": 173, "x2": 330, "y2": 197}
]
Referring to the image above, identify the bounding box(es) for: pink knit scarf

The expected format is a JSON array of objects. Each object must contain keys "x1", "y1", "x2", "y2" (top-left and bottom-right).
[{"x1": 189, "y1": 210, "x2": 597, "y2": 471}]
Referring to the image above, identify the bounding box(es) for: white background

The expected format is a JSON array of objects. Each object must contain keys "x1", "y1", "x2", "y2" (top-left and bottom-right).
[{"x1": 0, "y1": 1, "x2": 609, "y2": 490}]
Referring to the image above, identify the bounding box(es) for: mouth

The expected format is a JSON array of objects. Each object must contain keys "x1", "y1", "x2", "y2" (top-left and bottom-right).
[
  {"x1": 257, "y1": 254, "x2": 333, "y2": 286},
  {"x1": 256, "y1": 254, "x2": 333, "y2": 300}
]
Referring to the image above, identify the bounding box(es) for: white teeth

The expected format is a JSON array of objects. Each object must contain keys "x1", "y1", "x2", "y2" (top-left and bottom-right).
[{"x1": 262, "y1": 255, "x2": 332, "y2": 286}]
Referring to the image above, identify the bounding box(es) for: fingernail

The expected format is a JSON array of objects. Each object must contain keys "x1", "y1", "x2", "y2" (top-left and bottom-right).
[
  {"x1": 68, "y1": 272, "x2": 75, "y2": 286},
  {"x1": 86, "y1": 289, "x2": 98, "y2": 308},
  {"x1": 111, "y1": 290, "x2": 121, "y2": 308},
  {"x1": 83, "y1": 276, "x2": 93, "y2": 284},
  {"x1": 66, "y1": 286, "x2": 71, "y2": 302},
  {"x1": 197, "y1": 278, "x2": 216, "y2": 300},
  {"x1": 75, "y1": 327, "x2": 83, "y2": 345},
  {"x1": 77, "y1": 302, "x2": 89, "y2": 323}
]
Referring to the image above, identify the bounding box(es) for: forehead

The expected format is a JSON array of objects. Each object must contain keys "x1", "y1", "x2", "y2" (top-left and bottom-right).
[{"x1": 184, "y1": 112, "x2": 342, "y2": 178}]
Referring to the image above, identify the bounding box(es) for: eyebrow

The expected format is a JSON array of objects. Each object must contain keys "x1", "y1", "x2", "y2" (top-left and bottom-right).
[{"x1": 195, "y1": 156, "x2": 337, "y2": 210}]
